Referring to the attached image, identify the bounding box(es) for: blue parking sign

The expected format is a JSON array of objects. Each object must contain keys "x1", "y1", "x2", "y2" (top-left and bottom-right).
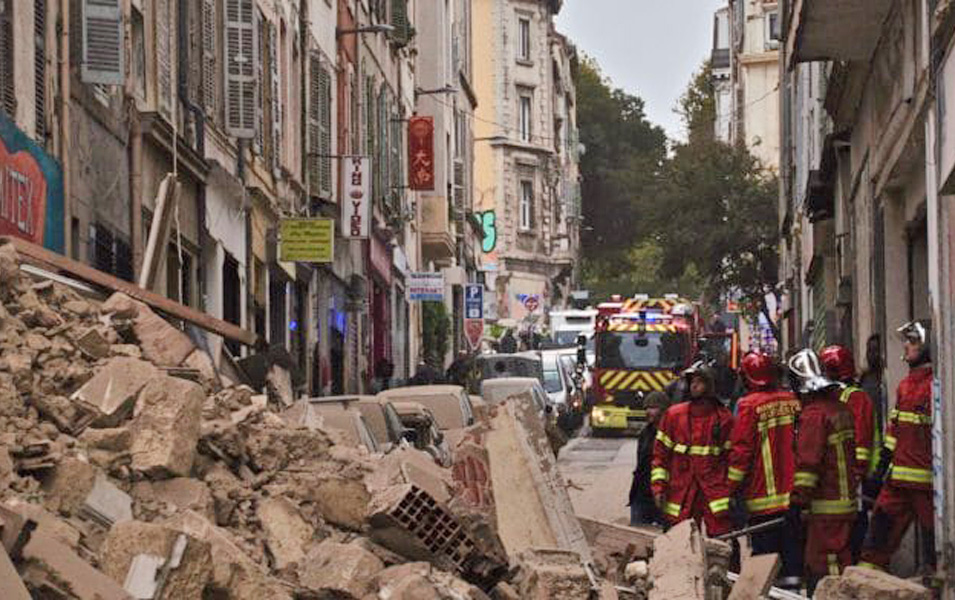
[{"x1": 465, "y1": 284, "x2": 484, "y2": 320}]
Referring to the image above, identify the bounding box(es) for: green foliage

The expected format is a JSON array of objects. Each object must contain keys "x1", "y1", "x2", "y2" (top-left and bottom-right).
[{"x1": 422, "y1": 302, "x2": 450, "y2": 369}]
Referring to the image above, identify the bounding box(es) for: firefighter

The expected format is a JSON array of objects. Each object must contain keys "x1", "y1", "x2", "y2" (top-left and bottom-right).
[
  {"x1": 652, "y1": 361, "x2": 734, "y2": 536},
  {"x1": 819, "y1": 345, "x2": 880, "y2": 561},
  {"x1": 788, "y1": 349, "x2": 858, "y2": 589},
  {"x1": 859, "y1": 320, "x2": 935, "y2": 573},
  {"x1": 727, "y1": 352, "x2": 802, "y2": 589}
]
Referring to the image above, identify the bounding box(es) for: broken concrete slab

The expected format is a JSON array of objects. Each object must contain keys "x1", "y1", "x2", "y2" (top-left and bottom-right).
[
  {"x1": 71, "y1": 357, "x2": 162, "y2": 427},
  {"x1": 265, "y1": 365, "x2": 293, "y2": 407},
  {"x1": 814, "y1": 565, "x2": 931, "y2": 600},
  {"x1": 80, "y1": 473, "x2": 134, "y2": 528},
  {"x1": 19, "y1": 528, "x2": 132, "y2": 600},
  {"x1": 648, "y1": 520, "x2": 706, "y2": 600},
  {"x1": 131, "y1": 478, "x2": 215, "y2": 521},
  {"x1": 298, "y1": 540, "x2": 384, "y2": 599},
  {"x1": 256, "y1": 496, "x2": 314, "y2": 570},
  {"x1": 727, "y1": 553, "x2": 780, "y2": 600},
  {"x1": 33, "y1": 394, "x2": 99, "y2": 435},
  {"x1": 42, "y1": 456, "x2": 97, "y2": 516},
  {"x1": 129, "y1": 376, "x2": 204, "y2": 478},
  {"x1": 102, "y1": 294, "x2": 196, "y2": 367},
  {"x1": 0, "y1": 543, "x2": 31, "y2": 600},
  {"x1": 515, "y1": 548, "x2": 593, "y2": 600},
  {"x1": 2, "y1": 499, "x2": 83, "y2": 550},
  {"x1": 308, "y1": 476, "x2": 370, "y2": 531},
  {"x1": 73, "y1": 326, "x2": 111, "y2": 359},
  {"x1": 99, "y1": 520, "x2": 213, "y2": 600}
]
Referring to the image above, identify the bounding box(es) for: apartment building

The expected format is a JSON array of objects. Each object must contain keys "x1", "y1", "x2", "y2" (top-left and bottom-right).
[{"x1": 472, "y1": 0, "x2": 580, "y2": 326}]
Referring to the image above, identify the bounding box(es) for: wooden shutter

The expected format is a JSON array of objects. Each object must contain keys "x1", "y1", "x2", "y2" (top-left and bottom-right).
[
  {"x1": 201, "y1": 0, "x2": 217, "y2": 118},
  {"x1": 34, "y1": 0, "x2": 46, "y2": 139},
  {"x1": 253, "y1": 8, "x2": 263, "y2": 154},
  {"x1": 390, "y1": 0, "x2": 410, "y2": 46},
  {"x1": 156, "y1": 0, "x2": 172, "y2": 115},
  {"x1": 319, "y1": 64, "x2": 331, "y2": 196},
  {"x1": 269, "y1": 21, "x2": 280, "y2": 175},
  {"x1": 81, "y1": 0, "x2": 123, "y2": 85},
  {"x1": 187, "y1": 0, "x2": 202, "y2": 106},
  {"x1": 225, "y1": 0, "x2": 255, "y2": 138},
  {"x1": 0, "y1": 0, "x2": 12, "y2": 118},
  {"x1": 307, "y1": 51, "x2": 321, "y2": 196}
]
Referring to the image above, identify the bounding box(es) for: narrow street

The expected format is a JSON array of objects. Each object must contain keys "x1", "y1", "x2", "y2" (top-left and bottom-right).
[{"x1": 558, "y1": 431, "x2": 639, "y2": 527}]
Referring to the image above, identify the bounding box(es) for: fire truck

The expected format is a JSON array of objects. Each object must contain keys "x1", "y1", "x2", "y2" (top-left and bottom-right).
[{"x1": 590, "y1": 295, "x2": 703, "y2": 433}]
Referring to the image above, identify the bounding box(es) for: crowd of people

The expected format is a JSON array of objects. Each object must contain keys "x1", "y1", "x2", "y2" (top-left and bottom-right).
[{"x1": 629, "y1": 320, "x2": 935, "y2": 593}]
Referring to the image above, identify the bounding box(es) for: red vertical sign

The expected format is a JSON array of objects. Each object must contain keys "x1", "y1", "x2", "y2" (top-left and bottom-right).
[{"x1": 408, "y1": 116, "x2": 435, "y2": 191}]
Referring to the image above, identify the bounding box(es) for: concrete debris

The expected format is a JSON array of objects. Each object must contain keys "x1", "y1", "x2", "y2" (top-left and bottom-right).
[
  {"x1": 71, "y1": 357, "x2": 161, "y2": 428},
  {"x1": 265, "y1": 364, "x2": 294, "y2": 407},
  {"x1": 726, "y1": 553, "x2": 779, "y2": 600},
  {"x1": 814, "y1": 565, "x2": 931, "y2": 600},
  {"x1": 79, "y1": 472, "x2": 134, "y2": 528},
  {"x1": 102, "y1": 294, "x2": 196, "y2": 367},
  {"x1": 73, "y1": 326, "x2": 111, "y2": 359},
  {"x1": 256, "y1": 496, "x2": 314, "y2": 570},
  {"x1": 129, "y1": 376, "x2": 203, "y2": 478},
  {"x1": 131, "y1": 478, "x2": 215, "y2": 521},
  {"x1": 0, "y1": 543, "x2": 31, "y2": 600},
  {"x1": 298, "y1": 539, "x2": 384, "y2": 598},
  {"x1": 513, "y1": 548, "x2": 593, "y2": 600},
  {"x1": 42, "y1": 456, "x2": 97, "y2": 516},
  {"x1": 648, "y1": 520, "x2": 706, "y2": 600},
  {"x1": 18, "y1": 528, "x2": 132, "y2": 599}
]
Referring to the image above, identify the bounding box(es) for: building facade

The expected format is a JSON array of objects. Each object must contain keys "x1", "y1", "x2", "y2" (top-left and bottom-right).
[{"x1": 472, "y1": 0, "x2": 580, "y2": 331}]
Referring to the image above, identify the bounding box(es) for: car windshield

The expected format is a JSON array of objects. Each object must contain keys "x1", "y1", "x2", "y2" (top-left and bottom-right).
[
  {"x1": 553, "y1": 331, "x2": 595, "y2": 351},
  {"x1": 543, "y1": 369, "x2": 563, "y2": 393},
  {"x1": 596, "y1": 331, "x2": 687, "y2": 370}
]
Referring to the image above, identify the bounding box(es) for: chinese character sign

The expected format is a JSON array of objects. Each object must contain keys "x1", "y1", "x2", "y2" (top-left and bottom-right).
[
  {"x1": 342, "y1": 156, "x2": 371, "y2": 239},
  {"x1": 408, "y1": 117, "x2": 435, "y2": 191}
]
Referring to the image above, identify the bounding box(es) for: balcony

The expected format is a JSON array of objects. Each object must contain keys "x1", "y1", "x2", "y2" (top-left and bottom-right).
[
  {"x1": 787, "y1": 0, "x2": 893, "y2": 64},
  {"x1": 421, "y1": 194, "x2": 455, "y2": 263}
]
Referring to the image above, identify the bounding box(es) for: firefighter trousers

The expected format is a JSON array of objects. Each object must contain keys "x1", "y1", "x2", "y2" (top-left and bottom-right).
[
  {"x1": 805, "y1": 517, "x2": 853, "y2": 580},
  {"x1": 749, "y1": 513, "x2": 803, "y2": 585},
  {"x1": 860, "y1": 484, "x2": 934, "y2": 571},
  {"x1": 667, "y1": 484, "x2": 732, "y2": 537}
]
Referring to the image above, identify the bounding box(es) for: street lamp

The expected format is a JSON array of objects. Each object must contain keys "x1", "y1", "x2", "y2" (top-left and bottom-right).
[{"x1": 336, "y1": 24, "x2": 395, "y2": 37}]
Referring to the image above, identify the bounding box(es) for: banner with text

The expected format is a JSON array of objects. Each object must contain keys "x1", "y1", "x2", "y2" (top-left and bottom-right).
[
  {"x1": 279, "y1": 218, "x2": 334, "y2": 263},
  {"x1": 342, "y1": 156, "x2": 371, "y2": 239},
  {"x1": 408, "y1": 117, "x2": 435, "y2": 191},
  {"x1": 407, "y1": 272, "x2": 445, "y2": 301}
]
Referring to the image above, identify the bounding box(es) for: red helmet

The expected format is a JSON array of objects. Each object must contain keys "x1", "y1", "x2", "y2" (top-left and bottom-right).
[
  {"x1": 819, "y1": 345, "x2": 856, "y2": 381},
  {"x1": 741, "y1": 352, "x2": 776, "y2": 388}
]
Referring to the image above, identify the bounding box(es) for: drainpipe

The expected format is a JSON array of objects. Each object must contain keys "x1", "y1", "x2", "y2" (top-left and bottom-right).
[
  {"x1": 129, "y1": 112, "x2": 143, "y2": 277},
  {"x1": 59, "y1": 0, "x2": 71, "y2": 258}
]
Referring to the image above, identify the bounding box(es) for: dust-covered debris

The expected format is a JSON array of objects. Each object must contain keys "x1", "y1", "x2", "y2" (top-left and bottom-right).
[{"x1": 814, "y1": 565, "x2": 931, "y2": 600}]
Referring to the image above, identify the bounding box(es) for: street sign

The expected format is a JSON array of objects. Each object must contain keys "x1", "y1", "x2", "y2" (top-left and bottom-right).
[
  {"x1": 523, "y1": 295, "x2": 540, "y2": 313},
  {"x1": 342, "y1": 156, "x2": 371, "y2": 239},
  {"x1": 465, "y1": 284, "x2": 484, "y2": 319},
  {"x1": 465, "y1": 318, "x2": 484, "y2": 350},
  {"x1": 407, "y1": 272, "x2": 445, "y2": 301},
  {"x1": 279, "y1": 218, "x2": 334, "y2": 263}
]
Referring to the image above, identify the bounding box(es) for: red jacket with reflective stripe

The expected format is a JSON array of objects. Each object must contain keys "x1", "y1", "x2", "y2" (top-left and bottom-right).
[
  {"x1": 791, "y1": 395, "x2": 857, "y2": 519},
  {"x1": 652, "y1": 398, "x2": 733, "y2": 516},
  {"x1": 727, "y1": 389, "x2": 800, "y2": 516},
  {"x1": 835, "y1": 385, "x2": 878, "y2": 479},
  {"x1": 885, "y1": 365, "x2": 933, "y2": 490}
]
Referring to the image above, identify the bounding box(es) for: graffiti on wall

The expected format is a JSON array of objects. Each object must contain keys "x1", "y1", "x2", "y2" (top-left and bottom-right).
[{"x1": 479, "y1": 210, "x2": 497, "y2": 253}]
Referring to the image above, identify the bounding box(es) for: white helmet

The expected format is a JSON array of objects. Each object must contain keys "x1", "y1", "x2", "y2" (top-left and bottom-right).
[
  {"x1": 787, "y1": 349, "x2": 838, "y2": 395},
  {"x1": 897, "y1": 320, "x2": 931, "y2": 364}
]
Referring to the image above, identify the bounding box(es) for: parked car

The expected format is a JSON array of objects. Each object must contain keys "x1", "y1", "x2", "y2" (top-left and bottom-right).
[
  {"x1": 377, "y1": 385, "x2": 476, "y2": 430},
  {"x1": 388, "y1": 401, "x2": 453, "y2": 467},
  {"x1": 292, "y1": 395, "x2": 408, "y2": 451},
  {"x1": 284, "y1": 401, "x2": 380, "y2": 453},
  {"x1": 480, "y1": 377, "x2": 550, "y2": 413},
  {"x1": 469, "y1": 353, "x2": 544, "y2": 394}
]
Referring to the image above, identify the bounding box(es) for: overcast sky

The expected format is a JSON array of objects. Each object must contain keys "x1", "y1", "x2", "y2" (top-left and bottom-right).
[{"x1": 556, "y1": 0, "x2": 726, "y2": 141}]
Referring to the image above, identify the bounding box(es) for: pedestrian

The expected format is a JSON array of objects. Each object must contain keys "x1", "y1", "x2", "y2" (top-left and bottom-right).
[
  {"x1": 628, "y1": 391, "x2": 668, "y2": 527},
  {"x1": 651, "y1": 361, "x2": 734, "y2": 536},
  {"x1": 787, "y1": 349, "x2": 857, "y2": 592},
  {"x1": 446, "y1": 350, "x2": 471, "y2": 386},
  {"x1": 819, "y1": 345, "x2": 881, "y2": 561},
  {"x1": 859, "y1": 334, "x2": 886, "y2": 431},
  {"x1": 859, "y1": 321, "x2": 935, "y2": 574},
  {"x1": 499, "y1": 329, "x2": 518, "y2": 354},
  {"x1": 727, "y1": 352, "x2": 803, "y2": 590}
]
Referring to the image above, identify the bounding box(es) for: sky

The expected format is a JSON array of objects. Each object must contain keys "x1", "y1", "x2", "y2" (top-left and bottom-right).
[{"x1": 556, "y1": 0, "x2": 726, "y2": 141}]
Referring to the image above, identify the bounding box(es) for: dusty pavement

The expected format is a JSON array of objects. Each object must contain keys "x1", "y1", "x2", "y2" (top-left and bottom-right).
[{"x1": 558, "y1": 429, "x2": 639, "y2": 526}]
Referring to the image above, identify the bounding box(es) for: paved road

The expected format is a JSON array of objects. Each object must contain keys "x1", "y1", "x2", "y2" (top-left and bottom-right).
[{"x1": 557, "y1": 427, "x2": 639, "y2": 526}]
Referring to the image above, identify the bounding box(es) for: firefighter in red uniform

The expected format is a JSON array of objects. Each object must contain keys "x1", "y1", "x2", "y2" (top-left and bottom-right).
[
  {"x1": 788, "y1": 349, "x2": 858, "y2": 590},
  {"x1": 727, "y1": 352, "x2": 802, "y2": 589},
  {"x1": 860, "y1": 321, "x2": 935, "y2": 572},
  {"x1": 652, "y1": 361, "x2": 734, "y2": 536},
  {"x1": 819, "y1": 345, "x2": 881, "y2": 561}
]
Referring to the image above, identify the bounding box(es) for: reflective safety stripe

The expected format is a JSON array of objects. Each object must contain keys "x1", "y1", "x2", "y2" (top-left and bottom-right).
[
  {"x1": 810, "y1": 498, "x2": 856, "y2": 515},
  {"x1": 670, "y1": 443, "x2": 726, "y2": 456},
  {"x1": 839, "y1": 386, "x2": 861, "y2": 404},
  {"x1": 890, "y1": 410, "x2": 932, "y2": 425},
  {"x1": 709, "y1": 497, "x2": 731, "y2": 514},
  {"x1": 827, "y1": 429, "x2": 854, "y2": 445},
  {"x1": 760, "y1": 427, "x2": 777, "y2": 497},
  {"x1": 664, "y1": 502, "x2": 682, "y2": 517},
  {"x1": 728, "y1": 466, "x2": 746, "y2": 482},
  {"x1": 651, "y1": 468, "x2": 670, "y2": 483},
  {"x1": 858, "y1": 561, "x2": 884, "y2": 572},
  {"x1": 756, "y1": 415, "x2": 796, "y2": 431},
  {"x1": 656, "y1": 430, "x2": 675, "y2": 448},
  {"x1": 834, "y1": 437, "x2": 850, "y2": 500},
  {"x1": 745, "y1": 493, "x2": 790, "y2": 513},
  {"x1": 884, "y1": 435, "x2": 898, "y2": 451},
  {"x1": 890, "y1": 465, "x2": 932, "y2": 484},
  {"x1": 794, "y1": 471, "x2": 819, "y2": 487},
  {"x1": 856, "y1": 447, "x2": 871, "y2": 461},
  {"x1": 827, "y1": 553, "x2": 841, "y2": 576}
]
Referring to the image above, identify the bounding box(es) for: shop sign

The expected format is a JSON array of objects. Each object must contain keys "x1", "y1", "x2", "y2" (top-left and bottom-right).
[
  {"x1": 407, "y1": 272, "x2": 444, "y2": 301},
  {"x1": 342, "y1": 156, "x2": 371, "y2": 239},
  {"x1": 392, "y1": 244, "x2": 409, "y2": 278},
  {"x1": 279, "y1": 218, "x2": 334, "y2": 263},
  {"x1": 0, "y1": 113, "x2": 64, "y2": 252},
  {"x1": 465, "y1": 284, "x2": 484, "y2": 319},
  {"x1": 465, "y1": 319, "x2": 484, "y2": 350},
  {"x1": 369, "y1": 236, "x2": 393, "y2": 285},
  {"x1": 408, "y1": 117, "x2": 435, "y2": 191}
]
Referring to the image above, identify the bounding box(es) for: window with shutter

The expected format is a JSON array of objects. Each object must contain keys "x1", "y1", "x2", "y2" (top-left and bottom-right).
[
  {"x1": 33, "y1": 0, "x2": 46, "y2": 140},
  {"x1": 269, "y1": 22, "x2": 280, "y2": 175},
  {"x1": 378, "y1": 87, "x2": 388, "y2": 208},
  {"x1": 156, "y1": 0, "x2": 172, "y2": 115},
  {"x1": 201, "y1": 0, "x2": 217, "y2": 118},
  {"x1": 253, "y1": 8, "x2": 263, "y2": 155},
  {"x1": 318, "y1": 65, "x2": 332, "y2": 196},
  {"x1": 365, "y1": 73, "x2": 375, "y2": 180},
  {"x1": 389, "y1": 0, "x2": 410, "y2": 46},
  {"x1": 390, "y1": 106, "x2": 401, "y2": 213},
  {"x1": 187, "y1": 1, "x2": 202, "y2": 107},
  {"x1": 307, "y1": 51, "x2": 321, "y2": 196},
  {"x1": 225, "y1": 0, "x2": 256, "y2": 138},
  {"x1": 81, "y1": 0, "x2": 123, "y2": 86}
]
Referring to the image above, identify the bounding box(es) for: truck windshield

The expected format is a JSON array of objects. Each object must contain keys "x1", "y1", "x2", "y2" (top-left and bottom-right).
[{"x1": 596, "y1": 331, "x2": 687, "y2": 370}]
